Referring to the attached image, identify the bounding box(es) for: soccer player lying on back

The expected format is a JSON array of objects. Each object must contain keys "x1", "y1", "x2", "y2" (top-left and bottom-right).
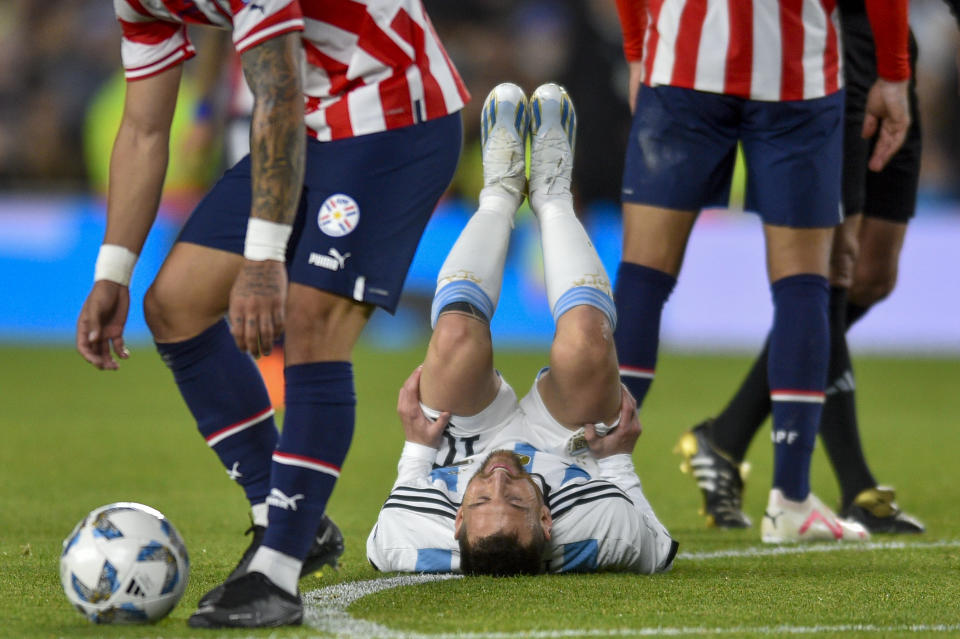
[{"x1": 366, "y1": 83, "x2": 677, "y2": 576}]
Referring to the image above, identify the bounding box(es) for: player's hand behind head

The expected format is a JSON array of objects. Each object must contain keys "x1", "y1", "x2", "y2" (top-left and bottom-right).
[
  {"x1": 584, "y1": 384, "x2": 641, "y2": 458},
  {"x1": 76, "y1": 280, "x2": 131, "y2": 371},
  {"x1": 398, "y1": 366, "x2": 450, "y2": 448}
]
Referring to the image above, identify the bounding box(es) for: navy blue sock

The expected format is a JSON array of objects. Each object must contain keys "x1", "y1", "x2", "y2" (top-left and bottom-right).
[
  {"x1": 155, "y1": 319, "x2": 277, "y2": 505},
  {"x1": 613, "y1": 262, "x2": 677, "y2": 406},
  {"x1": 263, "y1": 361, "x2": 355, "y2": 560},
  {"x1": 768, "y1": 274, "x2": 830, "y2": 502}
]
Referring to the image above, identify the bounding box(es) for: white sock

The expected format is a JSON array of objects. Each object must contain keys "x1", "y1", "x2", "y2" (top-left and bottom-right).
[
  {"x1": 247, "y1": 546, "x2": 301, "y2": 596},
  {"x1": 536, "y1": 199, "x2": 616, "y2": 329},
  {"x1": 250, "y1": 502, "x2": 269, "y2": 528},
  {"x1": 430, "y1": 193, "x2": 518, "y2": 327}
]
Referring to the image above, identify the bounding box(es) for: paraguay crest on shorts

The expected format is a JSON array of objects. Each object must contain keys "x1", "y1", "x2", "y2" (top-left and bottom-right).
[{"x1": 318, "y1": 194, "x2": 360, "y2": 237}]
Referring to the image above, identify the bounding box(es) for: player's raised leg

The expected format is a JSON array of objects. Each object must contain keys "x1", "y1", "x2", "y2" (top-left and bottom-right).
[
  {"x1": 420, "y1": 83, "x2": 529, "y2": 416},
  {"x1": 526, "y1": 83, "x2": 619, "y2": 426}
]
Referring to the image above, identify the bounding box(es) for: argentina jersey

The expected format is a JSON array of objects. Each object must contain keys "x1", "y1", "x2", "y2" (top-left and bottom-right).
[
  {"x1": 368, "y1": 369, "x2": 677, "y2": 575},
  {"x1": 423, "y1": 370, "x2": 605, "y2": 475},
  {"x1": 427, "y1": 438, "x2": 595, "y2": 496},
  {"x1": 420, "y1": 373, "x2": 522, "y2": 469},
  {"x1": 367, "y1": 441, "x2": 676, "y2": 575},
  {"x1": 545, "y1": 470, "x2": 677, "y2": 574}
]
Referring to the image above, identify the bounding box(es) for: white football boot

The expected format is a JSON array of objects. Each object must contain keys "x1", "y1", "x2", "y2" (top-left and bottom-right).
[
  {"x1": 479, "y1": 82, "x2": 529, "y2": 209},
  {"x1": 528, "y1": 82, "x2": 576, "y2": 212},
  {"x1": 761, "y1": 488, "x2": 870, "y2": 544}
]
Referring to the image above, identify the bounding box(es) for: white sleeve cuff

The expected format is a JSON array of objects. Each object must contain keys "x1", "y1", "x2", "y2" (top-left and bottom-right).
[
  {"x1": 401, "y1": 440, "x2": 439, "y2": 462},
  {"x1": 597, "y1": 453, "x2": 635, "y2": 474}
]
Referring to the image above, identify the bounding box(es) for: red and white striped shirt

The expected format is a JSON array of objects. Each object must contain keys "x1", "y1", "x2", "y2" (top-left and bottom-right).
[
  {"x1": 115, "y1": 0, "x2": 468, "y2": 141},
  {"x1": 616, "y1": 0, "x2": 909, "y2": 102},
  {"x1": 619, "y1": 0, "x2": 844, "y2": 101}
]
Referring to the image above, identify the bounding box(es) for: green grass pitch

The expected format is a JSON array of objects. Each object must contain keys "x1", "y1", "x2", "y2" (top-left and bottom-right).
[{"x1": 2, "y1": 344, "x2": 959, "y2": 638}]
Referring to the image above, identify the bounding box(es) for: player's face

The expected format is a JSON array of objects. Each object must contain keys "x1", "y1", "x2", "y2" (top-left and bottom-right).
[{"x1": 456, "y1": 450, "x2": 551, "y2": 546}]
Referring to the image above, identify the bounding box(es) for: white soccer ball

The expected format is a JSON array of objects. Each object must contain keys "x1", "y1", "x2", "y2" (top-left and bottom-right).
[{"x1": 59, "y1": 502, "x2": 189, "y2": 624}]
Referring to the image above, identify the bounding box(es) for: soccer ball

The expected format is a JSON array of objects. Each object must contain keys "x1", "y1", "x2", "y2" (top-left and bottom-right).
[{"x1": 59, "y1": 502, "x2": 189, "y2": 624}]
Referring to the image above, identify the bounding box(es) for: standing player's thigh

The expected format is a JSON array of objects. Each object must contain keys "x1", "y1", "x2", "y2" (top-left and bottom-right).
[
  {"x1": 621, "y1": 86, "x2": 740, "y2": 213},
  {"x1": 177, "y1": 154, "x2": 257, "y2": 256},
  {"x1": 621, "y1": 87, "x2": 739, "y2": 271},
  {"x1": 288, "y1": 113, "x2": 462, "y2": 315},
  {"x1": 621, "y1": 203, "x2": 699, "y2": 275},
  {"x1": 740, "y1": 91, "x2": 844, "y2": 230},
  {"x1": 762, "y1": 225, "x2": 834, "y2": 281},
  {"x1": 146, "y1": 243, "x2": 245, "y2": 341},
  {"x1": 148, "y1": 157, "x2": 261, "y2": 341}
]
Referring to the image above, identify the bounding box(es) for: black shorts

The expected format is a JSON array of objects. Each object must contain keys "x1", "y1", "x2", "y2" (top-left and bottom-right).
[{"x1": 840, "y1": 7, "x2": 921, "y2": 223}]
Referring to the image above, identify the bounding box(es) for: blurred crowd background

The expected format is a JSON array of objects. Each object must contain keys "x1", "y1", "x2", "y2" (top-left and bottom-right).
[
  {"x1": 1, "y1": 0, "x2": 957, "y2": 210},
  {"x1": 1, "y1": 0, "x2": 958, "y2": 351}
]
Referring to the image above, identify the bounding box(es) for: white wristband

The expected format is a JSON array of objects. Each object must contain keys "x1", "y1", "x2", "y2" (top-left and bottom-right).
[
  {"x1": 243, "y1": 218, "x2": 292, "y2": 262},
  {"x1": 94, "y1": 244, "x2": 138, "y2": 286}
]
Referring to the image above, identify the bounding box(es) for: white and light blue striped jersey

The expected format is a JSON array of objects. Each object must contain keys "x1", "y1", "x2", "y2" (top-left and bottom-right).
[{"x1": 366, "y1": 375, "x2": 677, "y2": 574}]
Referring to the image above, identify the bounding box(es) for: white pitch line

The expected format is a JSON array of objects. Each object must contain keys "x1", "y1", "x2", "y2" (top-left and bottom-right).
[
  {"x1": 678, "y1": 539, "x2": 960, "y2": 560},
  {"x1": 302, "y1": 623, "x2": 960, "y2": 638},
  {"x1": 303, "y1": 540, "x2": 960, "y2": 639},
  {"x1": 303, "y1": 573, "x2": 461, "y2": 638}
]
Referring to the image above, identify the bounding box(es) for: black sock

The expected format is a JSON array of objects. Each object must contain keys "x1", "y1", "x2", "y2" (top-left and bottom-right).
[
  {"x1": 845, "y1": 300, "x2": 870, "y2": 327},
  {"x1": 819, "y1": 288, "x2": 876, "y2": 508},
  {"x1": 709, "y1": 338, "x2": 772, "y2": 463}
]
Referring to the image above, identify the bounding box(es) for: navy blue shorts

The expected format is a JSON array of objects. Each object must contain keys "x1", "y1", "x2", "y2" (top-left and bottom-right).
[
  {"x1": 179, "y1": 113, "x2": 462, "y2": 313},
  {"x1": 622, "y1": 86, "x2": 844, "y2": 228}
]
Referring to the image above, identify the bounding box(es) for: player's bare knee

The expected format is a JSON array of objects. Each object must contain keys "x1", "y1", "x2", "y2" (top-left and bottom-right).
[
  {"x1": 284, "y1": 293, "x2": 372, "y2": 361},
  {"x1": 143, "y1": 281, "x2": 177, "y2": 339},
  {"x1": 429, "y1": 315, "x2": 489, "y2": 368},
  {"x1": 850, "y1": 267, "x2": 898, "y2": 306},
  {"x1": 284, "y1": 299, "x2": 337, "y2": 342}
]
